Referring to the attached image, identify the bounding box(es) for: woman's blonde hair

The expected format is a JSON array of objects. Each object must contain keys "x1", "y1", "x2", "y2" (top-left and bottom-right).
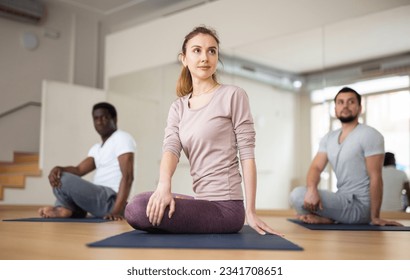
[{"x1": 176, "y1": 25, "x2": 220, "y2": 97}]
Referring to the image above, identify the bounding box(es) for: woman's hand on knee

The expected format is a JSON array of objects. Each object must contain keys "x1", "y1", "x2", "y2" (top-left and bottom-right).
[{"x1": 146, "y1": 188, "x2": 175, "y2": 226}]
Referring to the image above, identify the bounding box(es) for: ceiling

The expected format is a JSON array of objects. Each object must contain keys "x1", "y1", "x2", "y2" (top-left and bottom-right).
[{"x1": 57, "y1": 0, "x2": 410, "y2": 85}]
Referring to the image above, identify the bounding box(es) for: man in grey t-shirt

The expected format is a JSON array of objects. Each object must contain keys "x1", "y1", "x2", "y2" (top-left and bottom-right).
[{"x1": 290, "y1": 87, "x2": 402, "y2": 226}]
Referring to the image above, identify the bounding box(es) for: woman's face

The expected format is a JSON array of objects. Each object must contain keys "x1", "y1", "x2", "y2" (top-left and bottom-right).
[{"x1": 182, "y1": 33, "x2": 219, "y2": 82}]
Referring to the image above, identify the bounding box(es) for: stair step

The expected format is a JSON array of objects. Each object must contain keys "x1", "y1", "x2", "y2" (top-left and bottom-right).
[
  {"x1": 13, "y1": 152, "x2": 39, "y2": 164},
  {"x1": 0, "y1": 173, "x2": 25, "y2": 187},
  {"x1": 0, "y1": 151, "x2": 41, "y2": 201},
  {"x1": 0, "y1": 162, "x2": 41, "y2": 174}
]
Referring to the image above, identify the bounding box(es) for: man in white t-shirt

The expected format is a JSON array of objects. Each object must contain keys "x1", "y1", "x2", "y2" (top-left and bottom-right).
[
  {"x1": 38, "y1": 102, "x2": 136, "y2": 220},
  {"x1": 290, "y1": 87, "x2": 402, "y2": 226},
  {"x1": 381, "y1": 152, "x2": 410, "y2": 211}
]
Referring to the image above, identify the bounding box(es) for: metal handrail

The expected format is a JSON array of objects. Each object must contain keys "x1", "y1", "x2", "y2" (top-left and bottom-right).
[{"x1": 0, "y1": 102, "x2": 41, "y2": 119}]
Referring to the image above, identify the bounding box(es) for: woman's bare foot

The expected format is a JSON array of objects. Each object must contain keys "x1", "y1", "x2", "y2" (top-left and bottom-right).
[
  {"x1": 298, "y1": 214, "x2": 333, "y2": 224},
  {"x1": 38, "y1": 206, "x2": 72, "y2": 218}
]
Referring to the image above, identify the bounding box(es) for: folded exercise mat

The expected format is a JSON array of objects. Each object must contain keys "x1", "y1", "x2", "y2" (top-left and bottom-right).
[
  {"x1": 288, "y1": 218, "x2": 410, "y2": 231},
  {"x1": 87, "y1": 225, "x2": 303, "y2": 250},
  {"x1": 3, "y1": 217, "x2": 110, "y2": 223}
]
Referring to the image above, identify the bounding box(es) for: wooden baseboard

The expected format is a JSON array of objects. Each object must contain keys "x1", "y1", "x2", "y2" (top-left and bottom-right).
[
  {"x1": 0, "y1": 205, "x2": 43, "y2": 210},
  {"x1": 256, "y1": 209, "x2": 295, "y2": 217},
  {"x1": 380, "y1": 211, "x2": 410, "y2": 220}
]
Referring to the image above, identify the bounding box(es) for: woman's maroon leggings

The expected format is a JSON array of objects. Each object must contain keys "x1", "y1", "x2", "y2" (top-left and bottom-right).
[{"x1": 125, "y1": 192, "x2": 245, "y2": 233}]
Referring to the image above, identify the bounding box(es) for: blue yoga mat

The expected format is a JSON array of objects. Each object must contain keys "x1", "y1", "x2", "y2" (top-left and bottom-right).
[
  {"x1": 87, "y1": 225, "x2": 303, "y2": 251},
  {"x1": 288, "y1": 218, "x2": 410, "y2": 231},
  {"x1": 3, "y1": 217, "x2": 111, "y2": 223}
]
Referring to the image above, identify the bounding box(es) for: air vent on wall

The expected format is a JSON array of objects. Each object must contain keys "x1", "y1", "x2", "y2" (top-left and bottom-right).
[
  {"x1": 220, "y1": 53, "x2": 304, "y2": 92},
  {"x1": 361, "y1": 63, "x2": 381, "y2": 74},
  {"x1": 0, "y1": 0, "x2": 46, "y2": 25},
  {"x1": 306, "y1": 53, "x2": 410, "y2": 91}
]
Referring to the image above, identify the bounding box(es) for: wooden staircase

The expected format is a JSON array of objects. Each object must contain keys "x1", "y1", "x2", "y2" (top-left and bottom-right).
[{"x1": 0, "y1": 152, "x2": 42, "y2": 200}]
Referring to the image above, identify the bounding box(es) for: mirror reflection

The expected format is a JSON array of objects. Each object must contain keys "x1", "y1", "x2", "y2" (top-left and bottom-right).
[{"x1": 107, "y1": 2, "x2": 410, "y2": 211}]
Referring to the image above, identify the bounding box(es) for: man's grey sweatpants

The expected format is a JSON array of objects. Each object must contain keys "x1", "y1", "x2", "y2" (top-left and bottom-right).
[
  {"x1": 53, "y1": 172, "x2": 117, "y2": 218},
  {"x1": 289, "y1": 186, "x2": 371, "y2": 224}
]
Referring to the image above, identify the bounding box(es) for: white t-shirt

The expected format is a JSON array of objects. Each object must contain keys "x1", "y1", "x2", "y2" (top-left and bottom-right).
[
  {"x1": 88, "y1": 130, "x2": 136, "y2": 192},
  {"x1": 381, "y1": 166, "x2": 409, "y2": 211}
]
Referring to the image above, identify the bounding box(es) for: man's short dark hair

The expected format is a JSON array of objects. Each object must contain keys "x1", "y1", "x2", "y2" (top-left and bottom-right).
[
  {"x1": 92, "y1": 102, "x2": 117, "y2": 119},
  {"x1": 334, "y1": 87, "x2": 362, "y2": 105},
  {"x1": 384, "y1": 152, "x2": 396, "y2": 167}
]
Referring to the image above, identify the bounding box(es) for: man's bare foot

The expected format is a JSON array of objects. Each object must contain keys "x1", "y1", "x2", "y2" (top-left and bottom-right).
[
  {"x1": 298, "y1": 214, "x2": 333, "y2": 224},
  {"x1": 38, "y1": 206, "x2": 72, "y2": 218}
]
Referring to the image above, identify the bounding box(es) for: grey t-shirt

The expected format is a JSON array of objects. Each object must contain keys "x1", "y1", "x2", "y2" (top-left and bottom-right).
[{"x1": 318, "y1": 124, "x2": 384, "y2": 202}]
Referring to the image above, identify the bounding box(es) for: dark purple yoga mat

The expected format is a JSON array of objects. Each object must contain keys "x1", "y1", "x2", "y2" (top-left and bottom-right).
[
  {"x1": 87, "y1": 225, "x2": 303, "y2": 250},
  {"x1": 288, "y1": 218, "x2": 410, "y2": 231}
]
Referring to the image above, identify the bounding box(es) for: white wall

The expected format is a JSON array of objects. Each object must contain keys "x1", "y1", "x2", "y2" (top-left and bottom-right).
[
  {"x1": 0, "y1": 0, "x2": 100, "y2": 161},
  {"x1": 0, "y1": 81, "x2": 106, "y2": 205},
  {"x1": 0, "y1": 106, "x2": 41, "y2": 161}
]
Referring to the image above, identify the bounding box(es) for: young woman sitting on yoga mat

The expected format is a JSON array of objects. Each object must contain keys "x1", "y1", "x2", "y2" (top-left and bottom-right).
[{"x1": 125, "y1": 25, "x2": 282, "y2": 236}]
